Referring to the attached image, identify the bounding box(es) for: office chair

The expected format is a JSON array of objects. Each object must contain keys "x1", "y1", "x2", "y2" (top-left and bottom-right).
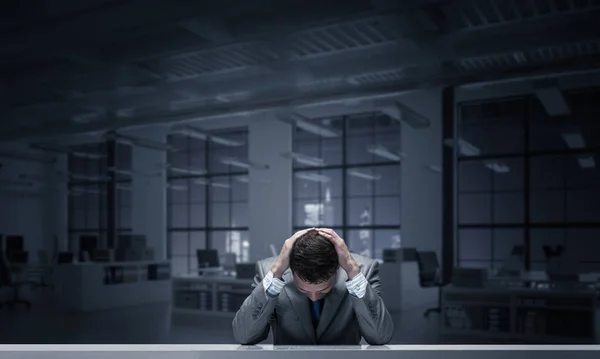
[
  {"x1": 0, "y1": 250, "x2": 34, "y2": 310},
  {"x1": 416, "y1": 250, "x2": 446, "y2": 318}
]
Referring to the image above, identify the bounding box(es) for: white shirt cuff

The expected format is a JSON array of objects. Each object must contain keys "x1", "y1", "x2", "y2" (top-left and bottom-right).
[
  {"x1": 263, "y1": 271, "x2": 285, "y2": 298},
  {"x1": 345, "y1": 272, "x2": 368, "y2": 298}
]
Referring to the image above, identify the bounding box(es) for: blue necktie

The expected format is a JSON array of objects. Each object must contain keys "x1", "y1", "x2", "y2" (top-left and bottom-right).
[{"x1": 312, "y1": 300, "x2": 321, "y2": 321}]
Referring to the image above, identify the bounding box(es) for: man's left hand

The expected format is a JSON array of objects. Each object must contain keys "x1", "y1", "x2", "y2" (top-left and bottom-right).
[{"x1": 317, "y1": 228, "x2": 360, "y2": 280}]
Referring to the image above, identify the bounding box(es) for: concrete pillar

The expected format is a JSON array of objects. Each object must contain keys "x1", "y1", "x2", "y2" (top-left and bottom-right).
[{"x1": 248, "y1": 117, "x2": 293, "y2": 261}]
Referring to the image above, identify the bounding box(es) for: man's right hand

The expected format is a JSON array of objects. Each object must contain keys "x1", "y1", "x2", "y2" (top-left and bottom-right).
[{"x1": 270, "y1": 228, "x2": 312, "y2": 278}]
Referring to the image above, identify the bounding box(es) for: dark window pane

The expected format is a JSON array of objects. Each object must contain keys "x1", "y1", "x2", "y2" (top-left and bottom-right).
[{"x1": 458, "y1": 229, "x2": 491, "y2": 262}]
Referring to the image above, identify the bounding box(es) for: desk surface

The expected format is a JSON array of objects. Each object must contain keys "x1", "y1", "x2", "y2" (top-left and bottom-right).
[{"x1": 0, "y1": 345, "x2": 598, "y2": 359}]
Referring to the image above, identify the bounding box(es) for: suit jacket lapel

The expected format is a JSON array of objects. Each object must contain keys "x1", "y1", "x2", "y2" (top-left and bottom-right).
[
  {"x1": 316, "y1": 268, "x2": 348, "y2": 339},
  {"x1": 281, "y1": 270, "x2": 316, "y2": 342}
]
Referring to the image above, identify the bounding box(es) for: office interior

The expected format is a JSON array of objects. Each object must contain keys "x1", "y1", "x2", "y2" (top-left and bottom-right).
[{"x1": 1, "y1": 0, "x2": 599, "y2": 345}]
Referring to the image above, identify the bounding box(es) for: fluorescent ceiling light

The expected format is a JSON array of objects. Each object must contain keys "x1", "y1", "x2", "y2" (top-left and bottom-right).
[
  {"x1": 221, "y1": 157, "x2": 251, "y2": 169},
  {"x1": 562, "y1": 132, "x2": 585, "y2": 149},
  {"x1": 168, "y1": 184, "x2": 188, "y2": 191},
  {"x1": 210, "y1": 182, "x2": 231, "y2": 189},
  {"x1": 171, "y1": 126, "x2": 208, "y2": 141},
  {"x1": 383, "y1": 102, "x2": 431, "y2": 129},
  {"x1": 108, "y1": 168, "x2": 132, "y2": 176},
  {"x1": 484, "y1": 161, "x2": 510, "y2": 173},
  {"x1": 578, "y1": 156, "x2": 595, "y2": 169},
  {"x1": 107, "y1": 132, "x2": 174, "y2": 152},
  {"x1": 236, "y1": 176, "x2": 250, "y2": 183},
  {"x1": 169, "y1": 167, "x2": 206, "y2": 176},
  {"x1": 347, "y1": 169, "x2": 381, "y2": 181},
  {"x1": 425, "y1": 165, "x2": 442, "y2": 174},
  {"x1": 283, "y1": 152, "x2": 325, "y2": 167},
  {"x1": 367, "y1": 145, "x2": 405, "y2": 162},
  {"x1": 295, "y1": 172, "x2": 331, "y2": 183},
  {"x1": 535, "y1": 88, "x2": 570, "y2": 117},
  {"x1": 69, "y1": 173, "x2": 109, "y2": 182},
  {"x1": 286, "y1": 113, "x2": 339, "y2": 138},
  {"x1": 193, "y1": 178, "x2": 210, "y2": 186},
  {"x1": 71, "y1": 151, "x2": 106, "y2": 160},
  {"x1": 444, "y1": 138, "x2": 481, "y2": 157},
  {"x1": 211, "y1": 135, "x2": 244, "y2": 147}
]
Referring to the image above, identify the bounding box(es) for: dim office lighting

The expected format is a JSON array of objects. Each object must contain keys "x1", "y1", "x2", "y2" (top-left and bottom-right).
[
  {"x1": 578, "y1": 156, "x2": 596, "y2": 169},
  {"x1": 282, "y1": 152, "x2": 325, "y2": 167},
  {"x1": 444, "y1": 138, "x2": 481, "y2": 157},
  {"x1": 347, "y1": 169, "x2": 381, "y2": 181},
  {"x1": 366, "y1": 145, "x2": 405, "y2": 162},
  {"x1": 169, "y1": 167, "x2": 207, "y2": 176},
  {"x1": 484, "y1": 161, "x2": 510, "y2": 173},
  {"x1": 295, "y1": 172, "x2": 331, "y2": 183},
  {"x1": 562, "y1": 132, "x2": 585, "y2": 149},
  {"x1": 220, "y1": 157, "x2": 251, "y2": 169}
]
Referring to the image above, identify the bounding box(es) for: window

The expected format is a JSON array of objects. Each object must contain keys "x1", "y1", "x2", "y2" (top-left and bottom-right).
[
  {"x1": 67, "y1": 142, "x2": 132, "y2": 251},
  {"x1": 456, "y1": 88, "x2": 600, "y2": 271},
  {"x1": 292, "y1": 113, "x2": 402, "y2": 260},
  {"x1": 166, "y1": 129, "x2": 249, "y2": 275}
]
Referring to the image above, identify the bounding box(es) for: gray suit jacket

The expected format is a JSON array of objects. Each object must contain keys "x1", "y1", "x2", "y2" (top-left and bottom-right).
[{"x1": 232, "y1": 254, "x2": 394, "y2": 345}]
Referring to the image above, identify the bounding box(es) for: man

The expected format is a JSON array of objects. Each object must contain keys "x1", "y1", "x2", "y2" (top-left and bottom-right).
[{"x1": 232, "y1": 228, "x2": 393, "y2": 345}]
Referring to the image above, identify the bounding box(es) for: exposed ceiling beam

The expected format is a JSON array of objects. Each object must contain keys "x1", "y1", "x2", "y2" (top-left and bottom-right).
[
  {"x1": 3, "y1": 55, "x2": 600, "y2": 142},
  {"x1": 178, "y1": 18, "x2": 233, "y2": 44},
  {"x1": 8, "y1": 8, "x2": 600, "y2": 117}
]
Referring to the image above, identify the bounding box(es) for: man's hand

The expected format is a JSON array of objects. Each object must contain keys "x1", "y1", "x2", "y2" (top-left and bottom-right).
[
  {"x1": 317, "y1": 228, "x2": 360, "y2": 280},
  {"x1": 270, "y1": 228, "x2": 313, "y2": 278}
]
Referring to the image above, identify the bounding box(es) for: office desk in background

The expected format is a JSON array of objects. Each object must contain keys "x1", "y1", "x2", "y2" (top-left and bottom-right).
[
  {"x1": 52, "y1": 260, "x2": 171, "y2": 312},
  {"x1": 172, "y1": 275, "x2": 253, "y2": 317},
  {"x1": 441, "y1": 273, "x2": 600, "y2": 343}
]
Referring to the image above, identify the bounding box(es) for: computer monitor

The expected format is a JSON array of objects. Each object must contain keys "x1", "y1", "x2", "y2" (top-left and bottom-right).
[
  {"x1": 57, "y1": 252, "x2": 74, "y2": 264},
  {"x1": 197, "y1": 249, "x2": 220, "y2": 268},
  {"x1": 79, "y1": 235, "x2": 98, "y2": 257},
  {"x1": 5, "y1": 235, "x2": 24, "y2": 254},
  {"x1": 511, "y1": 245, "x2": 525, "y2": 256},
  {"x1": 9, "y1": 251, "x2": 28, "y2": 264},
  {"x1": 236, "y1": 263, "x2": 255, "y2": 279}
]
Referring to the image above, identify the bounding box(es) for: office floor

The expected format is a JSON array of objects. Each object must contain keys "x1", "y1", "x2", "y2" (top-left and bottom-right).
[{"x1": 0, "y1": 292, "x2": 440, "y2": 344}]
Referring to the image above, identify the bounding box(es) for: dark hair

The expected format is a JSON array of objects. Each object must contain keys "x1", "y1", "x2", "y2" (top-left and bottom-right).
[{"x1": 290, "y1": 229, "x2": 338, "y2": 284}]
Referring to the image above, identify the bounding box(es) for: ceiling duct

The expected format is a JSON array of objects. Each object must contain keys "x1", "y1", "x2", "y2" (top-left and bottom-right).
[{"x1": 106, "y1": 132, "x2": 175, "y2": 152}]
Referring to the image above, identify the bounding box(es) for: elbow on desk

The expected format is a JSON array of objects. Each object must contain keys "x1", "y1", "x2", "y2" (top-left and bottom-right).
[{"x1": 364, "y1": 317, "x2": 394, "y2": 345}]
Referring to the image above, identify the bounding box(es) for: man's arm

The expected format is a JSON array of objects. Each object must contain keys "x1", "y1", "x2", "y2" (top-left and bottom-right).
[
  {"x1": 232, "y1": 262, "x2": 281, "y2": 345},
  {"x1": 346, "y1": 260, "x2": 394, "y2": 345}
]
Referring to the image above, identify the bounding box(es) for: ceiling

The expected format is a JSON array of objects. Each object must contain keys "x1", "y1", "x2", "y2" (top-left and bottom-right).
[{"x1": 1, "y1": 0, "x2": 600, "y2": 141}]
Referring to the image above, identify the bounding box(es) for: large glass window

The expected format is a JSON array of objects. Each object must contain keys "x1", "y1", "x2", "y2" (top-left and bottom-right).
[
  {"x1": 456, "y1": 88, "x2": 600, "y2": 271},
  {"x1": 292, "y1": 113, "x2": 402, "y2": 260},
  {"x1": 67, "y1": 142, "x2": 132, "y2": 251},
  {"x1": 166, "y1": 129, "x2": 249, "y2": 275}
]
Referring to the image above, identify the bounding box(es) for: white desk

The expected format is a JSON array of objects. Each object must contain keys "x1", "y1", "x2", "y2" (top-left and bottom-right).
[
  {"x1": 53, "y1": 261, "x2": 171, "y2": 312},
  {"x1": 441, "y1": 285, "x2": 598, "y2": 343},
  {"x1": 1, "y1": 345, "x2": 600, "y2": 359},
  {"x1": 172, "y1": 275, "x2": 253, "y2": 317},
  {"x1": 379, "y1": 261, "x2": 437, "y2": 313}
]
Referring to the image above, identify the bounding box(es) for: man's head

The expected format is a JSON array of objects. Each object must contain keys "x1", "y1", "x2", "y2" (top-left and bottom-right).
[{"x1": 290, "y1": 229, "x2": 339, "y2": 301}]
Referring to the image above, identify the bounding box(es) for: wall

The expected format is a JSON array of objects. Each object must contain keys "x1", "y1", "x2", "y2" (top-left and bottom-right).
[{"x1": 124, "y1": 127, "x2": 169, "y2": 260}]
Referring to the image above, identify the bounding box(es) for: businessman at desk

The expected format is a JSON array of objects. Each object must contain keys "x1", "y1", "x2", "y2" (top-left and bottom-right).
[{"x1": 232, "y1": 228, "x2": 393, "y2": 345}]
